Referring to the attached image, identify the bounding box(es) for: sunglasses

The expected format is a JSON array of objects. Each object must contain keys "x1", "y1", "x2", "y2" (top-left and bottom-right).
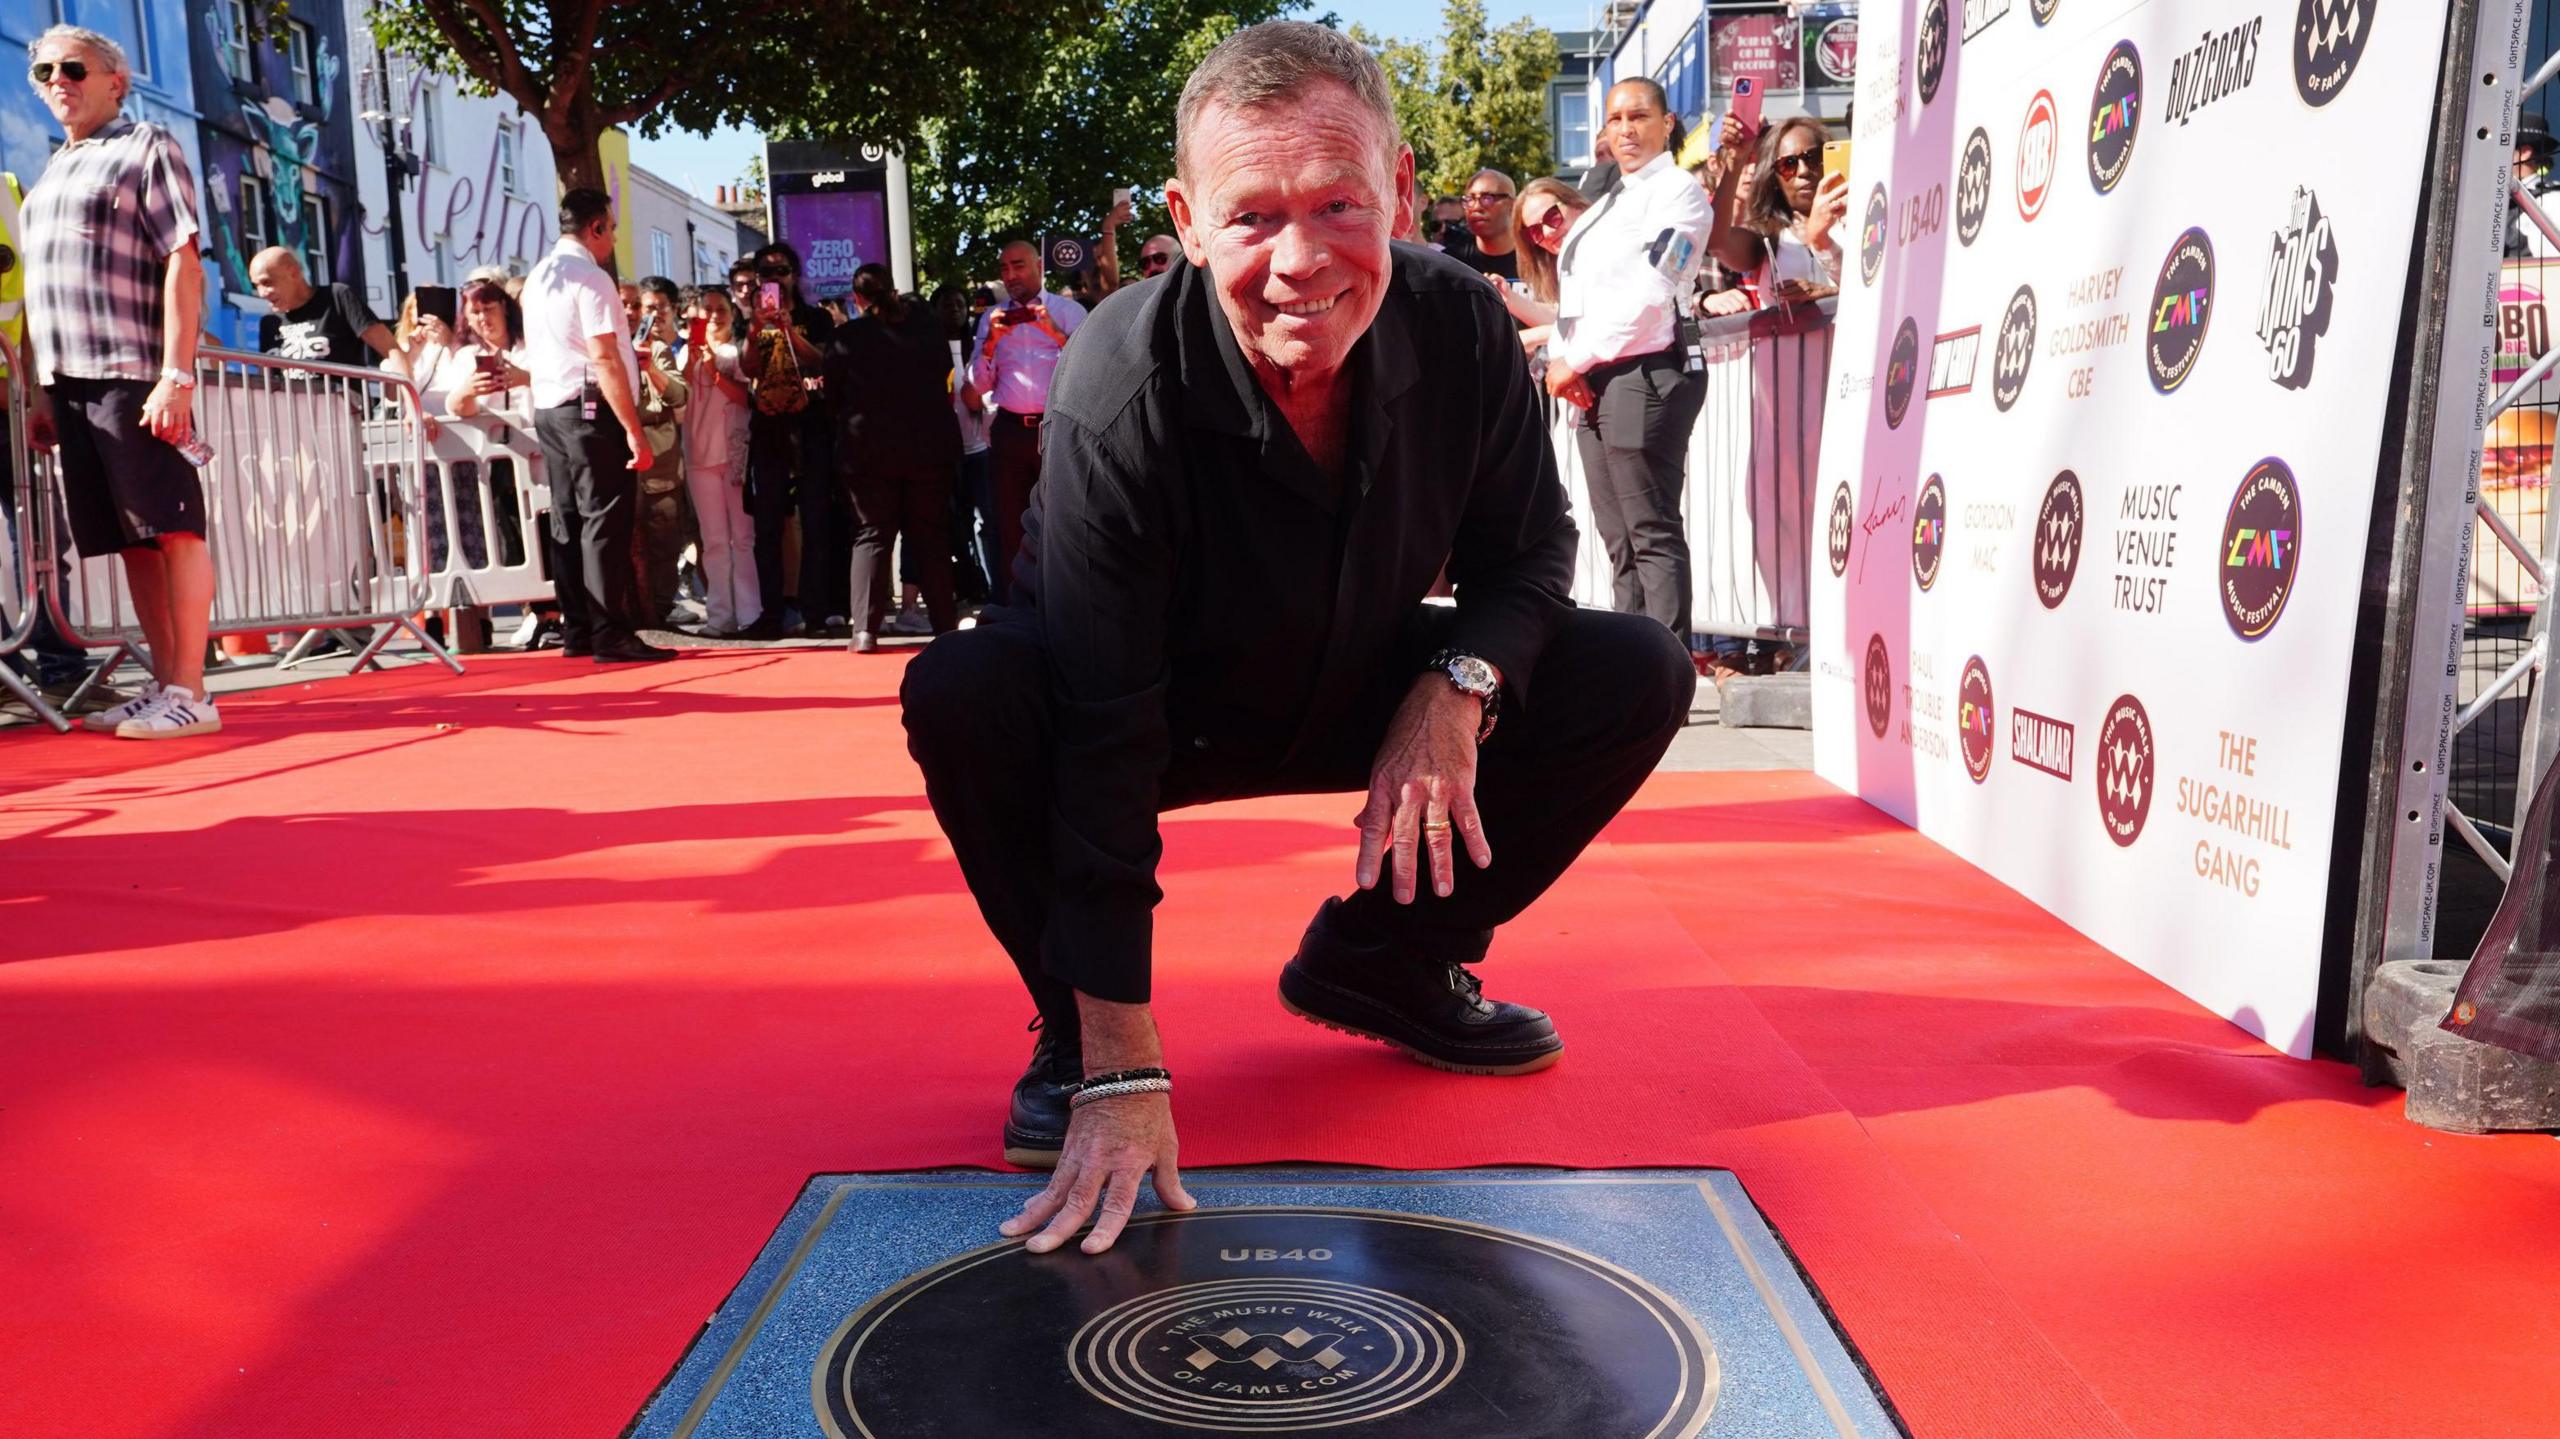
[
  {"x1": 1522, "y1": 206, "x2": 1570, "y2": 231},
  {"x1": 28, "y1": 60, "x2": 90, "y2": 84},
  {"x1": 1139, "y1": 252, "x2": 1172, "y2": 273},
  {"x1": 758, "y1": 267, "x2": 793, "y2": 280},
  {"x1": 1773, "y1": 152, "x2": 1822, "y2": 179}
]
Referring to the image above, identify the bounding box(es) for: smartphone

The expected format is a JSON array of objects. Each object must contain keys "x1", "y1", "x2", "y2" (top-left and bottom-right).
[
  {"x1": 1112, "y1": 186, "x2": 1132, "y2": 210},
  {"x1": 475, "y1": 351, "x2": 504, "y2": 380},
  {"x1": 759, "y1": 281, "x2": 783, "y2": 314},
  {"x1": 687, "y1": 314, "x2": 708, "y2": 352},
  {"x1": 1823, "y1": 140, "x2": 1853, "y2": 182},
  {"x1": 416, "y1": 284, "x2": 458, "y2": 328},
  {"x1": 1732, "y1": 76, "x2": 1765, "y2": 137}
]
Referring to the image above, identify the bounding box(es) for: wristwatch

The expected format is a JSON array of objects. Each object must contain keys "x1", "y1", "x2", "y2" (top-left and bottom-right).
[
  {"x1": 1426, "y1": 648, "x2": 1503, "y2": 743},
  {"x1": 158, "y1": 366, "x2": 196, "y2": 389}
]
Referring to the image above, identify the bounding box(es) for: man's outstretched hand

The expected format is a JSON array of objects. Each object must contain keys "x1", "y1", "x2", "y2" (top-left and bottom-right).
[
  {"x1": 1355, "y1": 676, "x2": 1492, "y2": 903},
  {"x1": 1001, "y1": 994, "x2": 1195, "y2": 1255}
]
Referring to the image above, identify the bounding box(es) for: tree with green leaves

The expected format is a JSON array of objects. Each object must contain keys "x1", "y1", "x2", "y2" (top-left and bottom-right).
[
  {"x1": 899, "y1": 0, "x2": 1307, "y2": 288},
  {"x1": 363, "y1": 0, "x2": 1095, "y2": 191},
  {"x1": 1352, "y1": 0, "x2": 1558, "y2": 201}
]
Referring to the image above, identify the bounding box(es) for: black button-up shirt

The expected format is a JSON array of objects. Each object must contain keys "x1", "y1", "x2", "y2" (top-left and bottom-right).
[{"x1": 1014, "y1": 243, "x2": 1577, "y2": 1003}]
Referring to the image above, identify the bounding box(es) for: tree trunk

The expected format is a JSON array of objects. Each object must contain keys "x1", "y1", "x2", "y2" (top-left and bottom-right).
[{"x1": 550, "y1": 123, "x2": 607, "y2": 195}]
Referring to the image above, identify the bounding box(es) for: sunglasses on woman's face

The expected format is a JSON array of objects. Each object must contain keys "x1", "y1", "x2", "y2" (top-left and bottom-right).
[
  {"x1": 28, "y1": 60, "x2": 89, "y2": 85},
  {"x1": 1773, "y1": 152, "x2": 1822, "y2": 179},
  {"x1": 1523, "y1": 206, "x2": 1567, "y2": 231}
]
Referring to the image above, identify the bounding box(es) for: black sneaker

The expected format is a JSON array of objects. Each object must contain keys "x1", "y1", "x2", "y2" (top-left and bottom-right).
[
  {"x1": 1278, "y1": 903, "x2": 1562, "y2": 1075},
  {"x1": 1002, "y1": 1019, "x2": 1081, "y2": 1169}
]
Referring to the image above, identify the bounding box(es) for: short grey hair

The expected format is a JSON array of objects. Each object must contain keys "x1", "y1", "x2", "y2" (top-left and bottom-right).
[
  {"x1": 30, "y1": 25, "x2": 129, "y2": 77},
  {"x1": 1175, "y1": 22, "x2": 1400, "y2": 181}
]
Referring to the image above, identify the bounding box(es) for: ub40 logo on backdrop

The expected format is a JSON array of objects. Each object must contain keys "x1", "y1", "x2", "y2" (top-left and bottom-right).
[
  {"x1": 2094, "y1": 694, "x2": 2156, "y2": 846},
  {"x1": 1956, "y1": 128, "x2": 1993, "y2": 246},
  {"x1": 2166, "y1": 16, "x2": 2264, "y2": 126},
  {"x1": 2018, "y1": 91, "x2": 2059, "y2": 221},
  {"x1": 2148, "y1": 227, "x2": 2216, "y2": 392},
  {"x1": 1958, "y1": 657, "x2": 1997, "y2": 783},
  {"x1": 1885, "y1": 317, "x2": 1921, "y2": 429},
  {"x1": 2032, "y1": 469, "x2": 2085, "y2": 608},
  {"x1": 2088, "y1": 40, "x2": 2144, "y2": 195},
  {"x1": 1864, "y1": 635, "x2": 1895, "y2": 738},
  {"x1": 2219, "y1": 458, "x2": 2303, "y2": 639},
  {"x1": 2257, "y1": 187, "x2": 2338, "y2": 389},
  {"x1": 1918, "y1": 0, "x2": 1951, "y2": 104},
  {"x1": 1862, "y1": 184, "x2": 1889, "y2": 285},
  {"x1": 1912, "y1": 474, "x2": 1949, "y2": 591},
  {"x1": 1993, "y1": 285, "x2": 2038, "y2": 411},
  {"x1": 2294, "y1": 0, "x2": 2374, "y2": 108}
]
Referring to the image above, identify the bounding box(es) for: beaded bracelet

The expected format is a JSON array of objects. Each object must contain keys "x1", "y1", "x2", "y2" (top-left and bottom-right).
[
  {"x1": 1073, "y1": 1067, "x2": 1171, "y2": 1091},
  {"x1": 1070, "y1": 1076, "x2": 1174, "y2": 1108}
]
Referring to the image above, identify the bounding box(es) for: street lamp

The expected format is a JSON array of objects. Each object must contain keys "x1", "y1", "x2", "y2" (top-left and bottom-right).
[{"x1": 355, "y1": 42, "x2": 418, "y2": 306}]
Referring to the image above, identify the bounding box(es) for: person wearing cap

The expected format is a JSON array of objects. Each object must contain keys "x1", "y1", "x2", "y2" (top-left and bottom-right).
[{"x1": 2510, "y1": 112, "x2": 2560, "y2": 259}]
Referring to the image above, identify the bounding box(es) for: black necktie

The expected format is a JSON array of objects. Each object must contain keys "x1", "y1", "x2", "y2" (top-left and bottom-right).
[{"x1": 1560, "y1": 176, "x2": 1626, "y2": 277}]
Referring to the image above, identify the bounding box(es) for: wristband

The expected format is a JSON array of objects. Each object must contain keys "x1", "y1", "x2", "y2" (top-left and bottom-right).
[
  {"x1": 158, "y1": 367, "x2": 196, "y2": 389},
  {"x1": 1070, "y1": 1077, "x2": 1173, "y2": 1108},
  {"x1": 1074, "y1": 1067, "x2": 1171, "y2": 1091}
]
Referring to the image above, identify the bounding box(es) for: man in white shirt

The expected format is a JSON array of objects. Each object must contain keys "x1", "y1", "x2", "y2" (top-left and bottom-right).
[
  {"x1": 965, "y1": 240, "x2": 1085, "y2": 600},
  {"x1": 522, "y1": 187, "x2": 670, "y2": 663}
]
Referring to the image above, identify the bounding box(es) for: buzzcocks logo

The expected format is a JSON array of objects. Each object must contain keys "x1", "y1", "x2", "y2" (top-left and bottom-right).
[
  {"x1": 2258, "y1": 186, "x2": 2338, "y2": 390},
  {"x1": 2165, "y1": 17, "x2": 2264, "y2": 126}
]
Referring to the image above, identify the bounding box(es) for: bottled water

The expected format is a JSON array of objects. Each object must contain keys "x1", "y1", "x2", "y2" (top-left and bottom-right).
[{"x1": 174, "y1": 425, "x2": 214, "y2": 468}]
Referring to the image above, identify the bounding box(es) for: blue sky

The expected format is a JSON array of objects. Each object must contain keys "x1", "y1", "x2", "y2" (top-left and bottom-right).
[{"x1": 629, "y1": 0, "x2": 1601, "y2": 198}]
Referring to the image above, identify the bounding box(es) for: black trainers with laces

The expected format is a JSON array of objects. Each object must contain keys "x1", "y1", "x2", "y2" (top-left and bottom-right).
[{"x1": 1002, "y1": 1017, "x2": 1082, "y2": 1168}]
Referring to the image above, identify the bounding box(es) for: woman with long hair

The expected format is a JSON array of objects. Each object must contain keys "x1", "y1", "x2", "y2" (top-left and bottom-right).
[
  {"x1": 1548, "y1": 76, "x2": 1715, "y2": 635},
  {"x1": 828, "y1": 262, "x2": 962, "y2": 651},
  {"x1": 1708, "y1": 114, "x2": 1848, "y2": 306},
  {"x1": 1498, "y1": 175, "x2": 1592, "y2": 344},
  {"x1": 681, "y1": 286, "x2": 760, "y2": 636},
  {"x1": 421, "y1": 278, "x2": 533, "y2": 577}
]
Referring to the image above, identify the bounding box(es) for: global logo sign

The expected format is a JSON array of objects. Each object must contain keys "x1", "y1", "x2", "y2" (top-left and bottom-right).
[
  {"x1": 2032, "y1": 469, "x2": 2085, "y2": 608},
  {"x1": 1862, "y1": 184, "x2": 1889, "y2": 285},
  {"x1": 2094, "y1": 693, "x2": 2156, "y2": 846},
  {"x1": 1827, "y1": 483, "x2": 1855, "y2": 576},
  {"x1": 2148, "y1": 227, "x2": 2216, "y2": 393},
  {"x1": 1993, "y1": 284, "x2": 2038, "y2": 411},
  {"x1": 2087, "y1": 40, "x2": 2144, "y2": 196},
  {"x1": 2220, "y1": 457, "x2": 2302, "y2": 640},
  {"x1": 1864, "y1": 634, "x2": 1894, "y2": 738},
  {"x1": 1816, "y1": 19, "x2": 1860, "y2": 85},
  {"x1": 2294, "y1": 0, "x2": 2375, "y2": 108},
  {"x1": 1956, "y1": 127, "x2": 1993, "y2": 246},
  {"x1": 1885, "y1": 317, "x2": 1921, "y2": 429},
  {"x1": 1912, "y1": 473, "x2": 1949, "y2": 591},
  {"x1": 2258, "y1": 186, "x2": 2338, "y2": 390},
  {"x1": 2018, "y1": 91, "x2": 2059, "y2": 221},
  {"x1": 1958, "y1": 657, "x2": 1996, "y2": 783},
  {"x1": 1917, "y1": 0, "x2": 1951, "y2": 105}
]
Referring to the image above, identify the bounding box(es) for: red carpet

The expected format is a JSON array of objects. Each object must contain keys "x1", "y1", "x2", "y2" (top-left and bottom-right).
[{"x1": 4, "y1": 649, "x2": 2557, "y2": 1438}]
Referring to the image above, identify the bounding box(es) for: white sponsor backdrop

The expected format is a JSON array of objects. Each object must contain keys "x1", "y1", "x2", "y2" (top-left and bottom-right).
[{"x1": 1812, "y1": 0, "x2": 2440, "y2": 1057}]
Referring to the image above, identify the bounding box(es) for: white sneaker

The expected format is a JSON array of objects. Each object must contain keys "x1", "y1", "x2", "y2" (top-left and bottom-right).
[
  {"x1": 116, "y1": 685, "x2": 222, "y2": 740},
  {"x1": 883, "y1": 608, "x2": 935, "y2": 637},
  {"x1": 80, "y1": 682, "x2": 163, "y2": 733}
]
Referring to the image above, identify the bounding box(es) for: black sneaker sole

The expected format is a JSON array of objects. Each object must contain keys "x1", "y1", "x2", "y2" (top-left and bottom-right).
[
  {"x1": 1278, "y1": 965, "x2": 1562, "y2": 1076},
  {"x1": 1002, "y1": 1124, "x2": 1063, "y2": 1170}
]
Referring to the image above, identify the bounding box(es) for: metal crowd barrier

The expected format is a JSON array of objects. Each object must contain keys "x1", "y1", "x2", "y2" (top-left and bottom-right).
[
  {"x1": 1684, "y1": 301, "x2": 1834, "y2": 645},
  {"x1": 420, "y1": 404, "x2": 552, "y2": 612},
  {"x1": 0, "y1": 376, "x2": 66, "y2": 730},
  {"x1": 37, "y1": 347, "x2": 461, "y2": 705}
]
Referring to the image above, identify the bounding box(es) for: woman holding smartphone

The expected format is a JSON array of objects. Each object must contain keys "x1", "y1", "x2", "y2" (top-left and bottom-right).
[
  {"x1": 1708, "y1": 114, "x2": 1848, "y2": 307},
  {"x1": 431, "y1": 278, "x2": 534, "y2": 573},
  {"x1": 1549, "y1": 76, "x2": 1716, "y2": 637},
  {"x1": 680, "y1": 288, "x2": 761, "y2": 637}
]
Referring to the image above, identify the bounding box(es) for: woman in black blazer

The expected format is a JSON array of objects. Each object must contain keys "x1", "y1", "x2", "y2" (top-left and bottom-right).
[{"x1": 828, "y1": 263, "x2": 965, "y2": 650}]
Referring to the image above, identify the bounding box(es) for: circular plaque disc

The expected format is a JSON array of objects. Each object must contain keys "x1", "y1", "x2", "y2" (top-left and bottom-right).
[{"x1": 814, "y1": 1206, "x2": 1719, "y2": 1437}]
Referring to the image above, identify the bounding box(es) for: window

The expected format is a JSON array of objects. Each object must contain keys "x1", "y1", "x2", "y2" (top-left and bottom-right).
[
  {"x1": 1555, "y1": 87, "x2": 1592, "y2": 169},
  {"x1": 649, "y1": 229, "x2": 673, "y2": 279},
  {"x1": 62, "y1": 0, "x2": 149, "y2": 80},
  {"x1": 413, "y1": 81, "x2": 442, "y2": 168},
  {"x1": 302, "y1": 193, "x2": 332, "y2": 286},
  {"x1": 497, "y1": 125, "x2": 520, "y2": 196},
  {"x1": 1655, "y1": 22, "x2": 1704, "y2": 129},
  {"x1": 237, "y1": 172, "x2": 273, "y2": 265},
  {"x1": 287, "y1": 22, "x2": 316, "y2": 107},
  {"x1": 221, "y1": 0, "x2": 252, "y2": 82}
]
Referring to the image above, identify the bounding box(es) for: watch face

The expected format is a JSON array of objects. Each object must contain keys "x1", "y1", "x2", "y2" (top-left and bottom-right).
[{"x1": 1450, "y1": 657, "x2": 1497, "y2": 695}]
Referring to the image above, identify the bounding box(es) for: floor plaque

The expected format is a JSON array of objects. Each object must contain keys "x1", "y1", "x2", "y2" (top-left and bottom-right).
[{"x1": 627, "y1": 1170, "x2": 1899, "y2": 1439}]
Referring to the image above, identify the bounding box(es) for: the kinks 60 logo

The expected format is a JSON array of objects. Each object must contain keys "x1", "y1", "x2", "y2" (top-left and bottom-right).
[
  {"x1": 2147, "y1": 227, "x2": 2216, "y2": 393},
  {"x1": 2088, "y1": 40, "x2": 2144, "y2": 195},
  {"x1": 1862, "y1": 184, "x2": 1889, "y2": 285},
  {"x1": 2294, "y1": 0, "x2": 2375, "y2": 108},
  {"x1": 1917, "y1": 0, "x2": 1951, "y2": 105},
  {"x1": 2220, "y1": 458, "x2": 2302, "y2": 639},
  {"x1": 1912, "y1": 474, "x2": 1949, "y2": 591},
  {"x1": 1956, "y1": 128, "x2": 1993, "y2": 246},
  {"x1": 1885, "y1": 317, "x2": 1921, "y2": 429},
  {"x1": 1864, "y1": 634, "x2": 1894, "y2": 738},
  {"x1": 1958, "y1": 657, "x2": 1997, "y2": 783},
  {"x1": 2094, "y1": 693, "x2": 2156, "y2": 846},
  {"x1": 1827, "y1": 483, "x2": 1855, "y2": 576},
  {"x1": 2032, "y1": 469, "x2": 2085, "y2": 607},
  {"x1": 2259, "y1": 187, "x2": 2338, "y2": 389},
  {"x1": 2018, "y1": 91, "x2": 2059, "y2": 221},
  {"x1": 1993, "y1": 284, "x2": 2038, "y2": 411}
]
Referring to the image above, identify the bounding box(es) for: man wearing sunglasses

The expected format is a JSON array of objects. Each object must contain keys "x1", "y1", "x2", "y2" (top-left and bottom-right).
[
  {"x1": 1134, "y1": 234, "x2": 1179, "y2": 280},
  {"x1": 19, "y1": 25, "x2": 221, "y2": 738}
]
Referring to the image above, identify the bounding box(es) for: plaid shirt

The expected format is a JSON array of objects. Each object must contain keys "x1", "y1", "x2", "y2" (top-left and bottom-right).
[{"x1": 20, "y1": 115, "x2": 201, "y2": 386}]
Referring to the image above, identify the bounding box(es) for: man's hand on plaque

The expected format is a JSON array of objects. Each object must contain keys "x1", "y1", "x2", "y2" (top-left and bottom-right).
[
  {"x1": 1355, "y1": 677, "x2": 1492, "y2": 904},
  {"x1": 1002, "y1": 1090, "x2": 1195, "y2": 1255}
]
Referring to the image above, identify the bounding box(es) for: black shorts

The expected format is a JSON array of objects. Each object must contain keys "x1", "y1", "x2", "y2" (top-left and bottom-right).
[{"x1": 47, "y1": 376, "x2": 204, "y2": 555}]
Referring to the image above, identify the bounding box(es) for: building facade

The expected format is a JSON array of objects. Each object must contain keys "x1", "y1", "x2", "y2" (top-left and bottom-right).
[{"x1": 1603, "y1": 0, "x2": 1859, "y2": 135}]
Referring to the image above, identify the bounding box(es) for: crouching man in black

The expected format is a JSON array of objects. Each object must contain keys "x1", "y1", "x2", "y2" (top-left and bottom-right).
[{"x1": 901, "y1": 20, "x2": 1695, "y2": 1257}]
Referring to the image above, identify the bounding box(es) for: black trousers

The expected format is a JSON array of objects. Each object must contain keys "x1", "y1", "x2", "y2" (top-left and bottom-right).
[
  {"x1": 534, "y1": 404, "x2": 641, "y2": 648},
  {"x1": 848, "y1": 457, "x2": 957, "y2": 635},
  {"x1": 749, "y1": 420, "x2": 849, "y2": 623},
  {"x1": 900, "y1": 605, "x2": 1696, "y2": 1039},
  {"x1": 1575, "y1": 348, "x2": 1702, "y2": 635},
  {"x1": 987, "y1": 413, "x2": 1044, "y2": 604}
]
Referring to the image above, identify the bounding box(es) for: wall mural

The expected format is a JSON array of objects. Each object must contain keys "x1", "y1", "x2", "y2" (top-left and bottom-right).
[{"x1": 189, "y1": 0, "x2": 363, "y2": 346}]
